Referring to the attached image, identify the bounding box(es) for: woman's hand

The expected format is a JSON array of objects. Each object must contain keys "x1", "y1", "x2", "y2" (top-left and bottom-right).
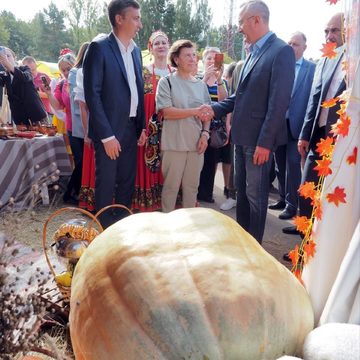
[
  {"x1": 216, "y1": 64, "x2": 224, "y2": 83},
  {"x1": 197, "y1": 134, "x2": 208, "y2": 154},
  {"x1": 137, "y1": 129, "x2": 147, "y2": 146},
  {"x1": 84, "y1": 134, "x2": 92, "y2": 145},
  {"x1": 202, "y1": 64, "x2": 218, "y2": 83}
]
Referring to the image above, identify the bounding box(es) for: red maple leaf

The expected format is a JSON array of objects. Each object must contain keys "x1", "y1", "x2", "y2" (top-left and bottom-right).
[
  {"x1": 314, "y1": 158, "x2": 333, "y2": 177},
  {"x1": 331, "y1": 114, "x2": 351, "y2": 137},
  {"x1": 347, "y1": 147, "x2": 358, "y2": 165},
  {"x1": 320, "y1": 42, "x2": 337, "y2": 59},
  {"x1": 316, "y1": 137, "x2": 334, "y2": 157},
  {"x1": 299, "y1": 182, "x2": 317, "y2": 200},
  {"x1": 289, "y1": 245, "x2": 299, "y2": 266},
  {"x1": 304, "y1": 240, "x2": 317, "y2": 258},
  {"x1": 293, "y1": 216, "x2": 311, "y2": 235},
  {"x1": 326, "y1": 186, "x2": 347, "y2": 206},
  {"x1": 326, "y1": 0, "x2": 340, "y2": 4},
  {"x1": 321, "y1": 97, "x2": 338, "y2": 108}
]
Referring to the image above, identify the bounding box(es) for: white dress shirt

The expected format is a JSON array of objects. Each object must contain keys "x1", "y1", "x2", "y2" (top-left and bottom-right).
[
  {"x1": 114, "y1": 35, "x2": 139, "y2": 117},
  {"x1": 102, "y1": 34, "x2": 139, "y2": 143}
]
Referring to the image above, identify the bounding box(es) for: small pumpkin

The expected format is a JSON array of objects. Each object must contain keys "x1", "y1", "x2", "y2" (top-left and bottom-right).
[{"x1": 69, "y1": 208, "x2": 314, "y2": 359}]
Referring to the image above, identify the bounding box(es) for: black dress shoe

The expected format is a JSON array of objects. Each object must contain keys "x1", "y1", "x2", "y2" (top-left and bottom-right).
[
  {"x1": 197, "y1": 196, "x2": 215, "y2": 204},
  {"x1": 283, "y1": 253, "x2": 292, "y2": 262},
  {"x1": 268, "y1": 200, "x2": 286, "y2": 210},
  {"x1": 279, "y1": 207, "x2": 297, "y2": 220},
  {"x1": 282, "y1": 226, "x2": 300, "y2": 235}
]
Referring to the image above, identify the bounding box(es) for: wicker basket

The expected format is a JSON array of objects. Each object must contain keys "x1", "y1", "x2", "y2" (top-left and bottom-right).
[
  {"x1": 43, "y1": 204, "x2": 133, "y2": 302},
  {"x1": 42, "y1": 207, "x2": 103, "y2": 302}
]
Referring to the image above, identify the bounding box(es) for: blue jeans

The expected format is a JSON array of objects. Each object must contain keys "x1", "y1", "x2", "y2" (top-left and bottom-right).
[{"x1": 235, "y1": 145, "x2": 273, "y2": 243}]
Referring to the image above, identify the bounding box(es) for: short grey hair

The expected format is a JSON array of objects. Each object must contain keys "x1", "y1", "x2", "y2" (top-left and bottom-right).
[
  {"x1": 202, "y1": 46, "x2": 221, "y2": 61},
  {"x1": 291, "y1": 31, "x2": 307, "y2": 43},
  {"x1": 240, "y1": 0, "x2": 270, "y2": 23}
]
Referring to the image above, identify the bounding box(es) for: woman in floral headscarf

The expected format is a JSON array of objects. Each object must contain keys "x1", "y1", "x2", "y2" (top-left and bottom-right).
[{"x1": 132, "y1": 30, "x2": 173, "y2": 212}]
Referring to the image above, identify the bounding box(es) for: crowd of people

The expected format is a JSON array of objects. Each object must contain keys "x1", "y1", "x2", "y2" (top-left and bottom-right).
[{"x1": 0, "y1": 0, "x2": 346, "y2": 258}]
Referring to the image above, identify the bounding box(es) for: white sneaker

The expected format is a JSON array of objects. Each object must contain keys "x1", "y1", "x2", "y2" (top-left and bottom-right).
[{"x1": 220, "y1": 198, "x2": 237, "y2": 211}]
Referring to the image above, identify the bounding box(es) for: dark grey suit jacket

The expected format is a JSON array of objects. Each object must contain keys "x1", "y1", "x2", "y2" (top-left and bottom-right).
[
  {"x1": 288, "y1": 59, "x2": 316, "y2": 139},
  {"x1": 83, "y1": 32, "x2": 145, "y2": 143},
  {"x1": 213, "y1": 33, "x2": 295, "y2": 151},
  {"x1": 299, "y1": 48, "x2": 346, "y2": 143}
]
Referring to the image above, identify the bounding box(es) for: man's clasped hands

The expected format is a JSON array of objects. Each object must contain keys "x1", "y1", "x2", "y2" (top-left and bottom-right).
[{"x1": 196, "y1": 104, "x2": 215, "y2": 122}]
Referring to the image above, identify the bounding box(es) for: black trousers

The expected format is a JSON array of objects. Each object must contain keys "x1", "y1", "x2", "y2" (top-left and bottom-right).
[
  {"x1": 94, "y1": 120, "x2": 137, "y2": 228},
  {"x1": 299, "y1": 126, "x2": 326, "y2": 219}
]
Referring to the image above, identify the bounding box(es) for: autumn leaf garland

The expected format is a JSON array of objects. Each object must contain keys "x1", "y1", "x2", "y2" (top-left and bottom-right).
[{"x1": 290, "y1": 93, "x2": 356, "y2": 282}]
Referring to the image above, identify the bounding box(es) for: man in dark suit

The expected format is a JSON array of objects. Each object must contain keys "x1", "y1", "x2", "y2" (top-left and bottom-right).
[
  {"x1": 282, "y1": 13, "x2": 346, "y2": 245},
  {"x1": 200, "y1": 0, "x2": 295, "y2": 243},
  {"x1": 269, "y1": 32, "x2": 316, "y2": 220},
  {"x1": 83, "y1": 0, "x2": 146, "y2": 228}
]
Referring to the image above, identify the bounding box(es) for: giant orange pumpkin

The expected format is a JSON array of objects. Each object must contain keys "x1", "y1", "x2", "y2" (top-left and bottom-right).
[{"x1": 69, "y1": 208, "x2": 314, "y2": 359}]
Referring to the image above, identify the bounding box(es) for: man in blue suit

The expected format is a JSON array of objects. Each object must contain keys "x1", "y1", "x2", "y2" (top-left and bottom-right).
[
  {"x1": 200, "y1": 0, "x2": 295, "y2": 243},
  {"x1": 282, "y1": 12, "x2": 346, "y2": 246},
  {"x1": 83, "y1": 0, "x2": 146, "y2": 228},
  {"x1": 269, "y1": 32, "x2": 316, "y2": 220}
]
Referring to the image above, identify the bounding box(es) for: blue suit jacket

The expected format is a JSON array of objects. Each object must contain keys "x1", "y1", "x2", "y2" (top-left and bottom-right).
[
  {"x1": 299, "y1": 49, "x2": 346, "y2": 143},
  {"x1": 83, "y1": 33, "x2": 145, "y2": 143},
  {"x1": 287, "y1": 59, "x2": 316, "y2": 139},
  {"x1": 212, "y1": 33, "x2": 295, "y2": 150}
]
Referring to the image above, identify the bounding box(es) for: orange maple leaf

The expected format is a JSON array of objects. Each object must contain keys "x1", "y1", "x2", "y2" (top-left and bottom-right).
[
  {"x1": 312, "y1": 199, "x2": 323, "y2": 220},
  {"x1": 321, "y1": 97, "x2": 338, "y2": 108},
  {"x1": 327, "y1": 186, "x2": 347, "y2": 206},
  {"x1": 347, "y1": 147, "x2": 357, "y2": 165},
  {"x1": 326, "y1": 0, "x2": 340, "y2": 4},
  {"x1": 314, "y1": 158, "x2": 333, "y2": 177},
  {"x1": 299, "y1": 182, "x2": 317, "y2": 200},
  {"x1": 304, "y1": 240, "x2": 316, "y2": 258},
  {"x1": 336, "y1": 103, "x2": 347, "y2": 116},
  {"x1": 293, "y1": 269, "x2": 305, "y2": 286},
  {"x1": 331, "y1": 114, "x2": 351, "y2": 137},
  {"x1": 293, "y1": 216, "x2": 311, "y2": 235},
  {"x1": 316, "y1": 137, "x2": 334, "y2": 157},
  {"x1": 320, "y1": 42, "x2": 337, "y2": 59},
  {"x1": 289, "y1": 245, "x2": 299, "y2": 266}
]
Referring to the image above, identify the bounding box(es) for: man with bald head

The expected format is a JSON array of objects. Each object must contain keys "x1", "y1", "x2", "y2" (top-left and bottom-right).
[
  {"x1": 199, "y1": 0, "x2": 295, "y2": 243},
  {"x1": 282, "y1": 13, "x2": 346, "y2": 247},
  {"x1": 269, "y1": 32, "x2": 316, "y2": 220}
]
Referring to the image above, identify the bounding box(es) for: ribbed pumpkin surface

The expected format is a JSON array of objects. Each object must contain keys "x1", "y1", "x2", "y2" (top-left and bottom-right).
[{"x1": 69, "y1": 208, "x2": 313, "y2": 359}]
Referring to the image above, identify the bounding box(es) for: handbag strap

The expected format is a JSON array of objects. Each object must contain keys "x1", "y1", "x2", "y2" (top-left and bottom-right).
[{"x1": 152, "y1": 64, "x2": 172, "y2": 94}]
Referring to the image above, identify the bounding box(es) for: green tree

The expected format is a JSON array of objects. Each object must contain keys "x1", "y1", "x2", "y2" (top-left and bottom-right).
[
  {"x1": 67, "y1": 0, "x2": 101, "y2": 48},
  {"x1": 95, "y1": 2, "x2": 111, "y2": 36},
  {"x1": 137, "y1": 0, "x2": 176, "y2": 50},
  {"x1": 191, "y1": 0, "x2": 212, "y2": 48},
  {"x1": 0, "y1": 15, "x2": 10, "y2": 46},
  {"x1": 33, "y1": 3, "x2": 72, "y2": 61},
  {"x1": 0, "y1": 11, "x2": 33, "y2": 59}
]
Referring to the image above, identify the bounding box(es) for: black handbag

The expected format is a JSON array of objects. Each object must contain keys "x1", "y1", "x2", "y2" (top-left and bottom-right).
[{"x1": 209, "y1": 119, "x2": 228, "y2": 148}]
